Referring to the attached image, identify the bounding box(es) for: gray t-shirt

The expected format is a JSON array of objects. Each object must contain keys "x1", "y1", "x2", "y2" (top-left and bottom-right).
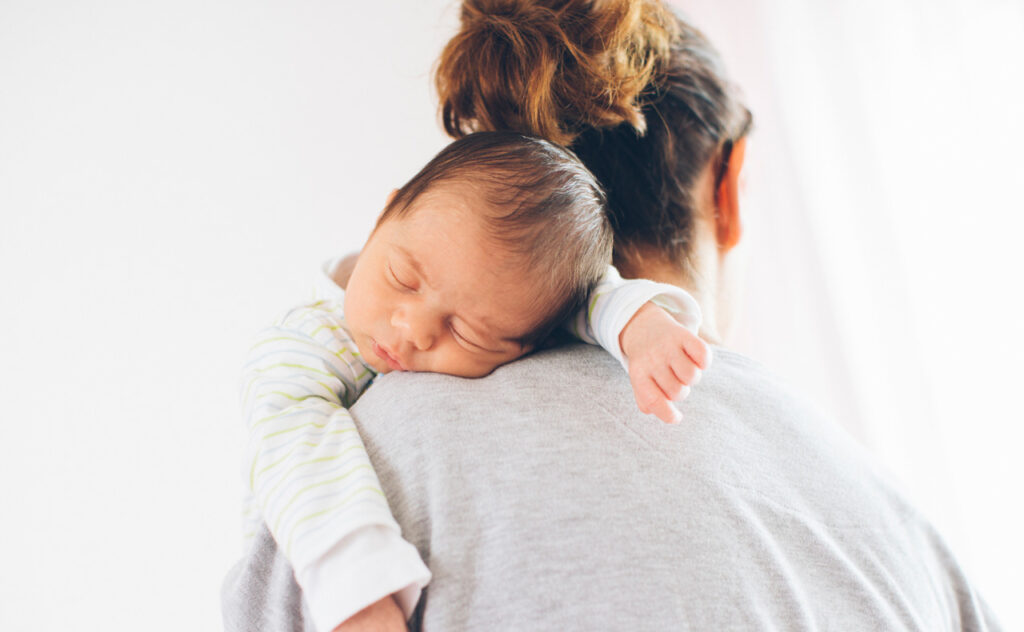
[{"x1": 223, "y1": 345, "x2": 1000, "y2": 631}]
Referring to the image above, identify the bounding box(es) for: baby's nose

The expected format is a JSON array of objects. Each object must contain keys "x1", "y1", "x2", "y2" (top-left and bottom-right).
[
  {"x1": 407, "y1": 324, "x2": 436, "y2": 351},
  {"x1": 392, "y1": 307, "x2": 438, "y2": 351}
]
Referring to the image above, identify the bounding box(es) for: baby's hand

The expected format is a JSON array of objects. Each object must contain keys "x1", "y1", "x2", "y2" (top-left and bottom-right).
[{"x1": 619, "y1": 302, "x2": 711, "y2": 424}]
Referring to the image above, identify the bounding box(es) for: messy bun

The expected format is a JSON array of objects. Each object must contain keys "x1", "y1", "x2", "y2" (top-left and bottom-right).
[
  {"x1": 437, "y1": 0, "x2": 751, "y2": 271},
  {"x1": 437, "y1": 0, "x2": 678, "y2": 145}
]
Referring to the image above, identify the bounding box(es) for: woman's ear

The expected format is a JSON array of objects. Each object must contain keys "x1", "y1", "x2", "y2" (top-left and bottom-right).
[{"x1": 715, "y1": 136, "x2": 747, "y2": 252}]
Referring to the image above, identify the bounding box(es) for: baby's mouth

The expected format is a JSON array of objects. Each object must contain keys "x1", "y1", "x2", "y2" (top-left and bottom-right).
[{"x1": 372, "y1": 341, "x2": 406, "y2": 372}]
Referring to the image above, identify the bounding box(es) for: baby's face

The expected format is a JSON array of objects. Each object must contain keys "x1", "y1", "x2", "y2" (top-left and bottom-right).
[{"x1": 345, "y1": 188, "x2": 541, "y2": 378}]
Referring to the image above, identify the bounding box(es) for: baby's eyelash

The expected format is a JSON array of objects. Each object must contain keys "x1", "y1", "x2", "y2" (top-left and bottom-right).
[
  {"x1": 449, "y1": 323, "x2": 486, "y2": 351},
  {"x1": 450, "y1": 323, "x2": 508, "y2": 355},
  {"x1": 388, "y1": 262, "x2": 414, "y2": 290},
  {"x1": 450, "y1": 325, "x2": 476, "y2": 346}
]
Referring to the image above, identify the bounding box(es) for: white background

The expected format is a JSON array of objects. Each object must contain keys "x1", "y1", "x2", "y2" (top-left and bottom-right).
[{"x1": 1, "y1": 1, "x2": 1021, "y2": 630}]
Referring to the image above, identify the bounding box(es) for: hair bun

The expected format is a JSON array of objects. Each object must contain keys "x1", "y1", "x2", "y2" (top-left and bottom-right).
[{"x1": 437, "y1": 0, "x2": 678, "y2": 145}]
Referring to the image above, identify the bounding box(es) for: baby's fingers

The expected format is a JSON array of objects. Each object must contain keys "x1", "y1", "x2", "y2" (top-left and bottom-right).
[
  {"x1": 654, "y1": 364, "x2": 689, "y2": 401},
  {"x1": 649, "y1": 396, "x2": 683, "y2": 425},
  {"x1": 671, "y1": 353, "x2": 702, "y2": 387},
  {"x1": 680, "y1": 331, "x2": 712, "y2": 370},
  {"x1": 633, "y1": 373, "x2": 684, "y2": 424}
]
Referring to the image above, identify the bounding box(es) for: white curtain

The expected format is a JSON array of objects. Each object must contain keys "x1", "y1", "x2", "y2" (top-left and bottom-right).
[{"x1": 676, "y1": 0, "x2": 1024, "y2": 626}]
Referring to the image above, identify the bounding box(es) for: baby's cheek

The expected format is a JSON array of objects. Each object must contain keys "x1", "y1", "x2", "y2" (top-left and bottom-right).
[
  {"x1": 454, "y1": 360, "x2": 497, "y2": 378},
  {"x1": 474, "y1": 350, "x2": 528, "y2": 378},
  {"x1": 447, "y1": 354, "x2": 502, "y2": 378},
  {"x1": 438, "y1": 344, "x2": 529, "y2": 378}
]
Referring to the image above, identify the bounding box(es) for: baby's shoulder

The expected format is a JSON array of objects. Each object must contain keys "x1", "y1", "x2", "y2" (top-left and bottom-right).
[{"x1": 259, "y1": 297, "x2": 352, "y2": 345}]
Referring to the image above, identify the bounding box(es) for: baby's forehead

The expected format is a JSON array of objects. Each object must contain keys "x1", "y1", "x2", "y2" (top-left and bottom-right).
[{"x1": 387, "y1": 205, "x2": 553, "y2": 325}]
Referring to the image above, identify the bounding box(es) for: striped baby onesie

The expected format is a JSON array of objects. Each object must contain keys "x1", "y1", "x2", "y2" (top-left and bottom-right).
[{"x1": 239, "y1": 261, "x2": 701, "y2": 630}]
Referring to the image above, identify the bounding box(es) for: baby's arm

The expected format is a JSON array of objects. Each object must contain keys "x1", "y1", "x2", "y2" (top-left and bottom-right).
[
  {"x1": 242, "y1": 299, "x2": 429, "y2": 631},
  {"x1": 569, "y1": 266, "x2": 710, "y2": 424}
]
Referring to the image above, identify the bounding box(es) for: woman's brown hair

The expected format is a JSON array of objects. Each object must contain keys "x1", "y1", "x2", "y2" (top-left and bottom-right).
[{"x1": 436, "y1": 0, "x2": 752, "y2": 271}]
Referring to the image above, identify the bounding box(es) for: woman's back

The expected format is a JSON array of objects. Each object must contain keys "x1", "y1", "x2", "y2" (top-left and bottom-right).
[{"x1": 346, "y1": 345, "x2": 998, "y2": 630}]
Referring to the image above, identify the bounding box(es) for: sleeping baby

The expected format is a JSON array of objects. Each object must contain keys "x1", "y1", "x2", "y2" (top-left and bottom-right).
[{"x1": 239, "y1": 131, "x2": 709, "y2": 629}]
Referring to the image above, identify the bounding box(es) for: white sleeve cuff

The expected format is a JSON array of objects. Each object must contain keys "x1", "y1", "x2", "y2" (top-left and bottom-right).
[{"x1": 297, "y1": 524, "x2": 432, "y2": 632}]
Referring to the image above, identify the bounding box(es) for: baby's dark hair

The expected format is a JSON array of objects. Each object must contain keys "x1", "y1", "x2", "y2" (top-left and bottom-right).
[{"x1": 377, "y1": 131, "x2": 613, "y2": 347}]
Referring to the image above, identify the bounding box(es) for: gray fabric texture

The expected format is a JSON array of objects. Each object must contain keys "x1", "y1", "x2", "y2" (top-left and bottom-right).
[
  {"x1": 221, "y1": 525, "x2": 316, "y2": 632},
  {"x1": 223, "y1": 344, "x2": 1001, "y2": 631}
]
